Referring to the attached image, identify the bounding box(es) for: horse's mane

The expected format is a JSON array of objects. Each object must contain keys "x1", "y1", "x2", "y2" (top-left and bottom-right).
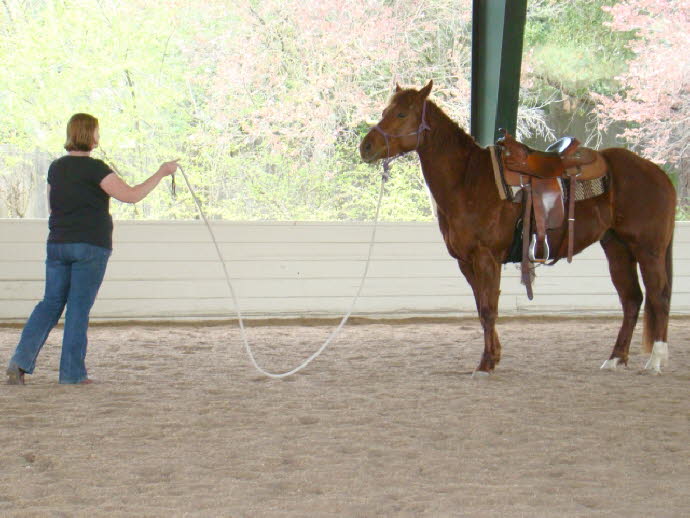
[
  {"x1": 389, "y1": 89, "x2": 483, "y2": 182},
  {"x1": 424, "y1": 100, "x2": 479, "y2": 154},
  {"x1": 421, "y1": 100, "x2": 485, "y2": 186}
]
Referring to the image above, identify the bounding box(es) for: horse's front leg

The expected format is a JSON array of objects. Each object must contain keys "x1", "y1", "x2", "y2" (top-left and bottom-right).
[{"x1": 459, "y1": 247, "x2": 502, "y2": 374}]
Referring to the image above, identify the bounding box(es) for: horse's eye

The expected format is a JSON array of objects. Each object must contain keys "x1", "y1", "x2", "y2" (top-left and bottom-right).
[{"x1": 397, "y1": 113, "x2": 406, "y2": 118}]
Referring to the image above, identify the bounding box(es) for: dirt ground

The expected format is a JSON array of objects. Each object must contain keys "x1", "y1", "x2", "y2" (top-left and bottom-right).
[{"x1": 1, "y1": 317, "x2": 688, "y2": 517}]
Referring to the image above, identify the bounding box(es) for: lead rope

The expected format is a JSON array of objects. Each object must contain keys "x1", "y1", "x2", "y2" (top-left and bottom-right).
[{"x1": 175, "y1": 165, "x2": 387, "y2": 379}]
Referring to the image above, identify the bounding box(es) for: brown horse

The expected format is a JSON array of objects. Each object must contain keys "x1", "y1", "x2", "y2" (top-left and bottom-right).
[{"x1": 360, "y1": 81, "x2": 676, "y2": 375}]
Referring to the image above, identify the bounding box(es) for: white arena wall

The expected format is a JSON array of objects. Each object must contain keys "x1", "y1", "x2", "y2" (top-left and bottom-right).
[{"x1": 1, "y1": 219, "x2": 688, "y2": 322}]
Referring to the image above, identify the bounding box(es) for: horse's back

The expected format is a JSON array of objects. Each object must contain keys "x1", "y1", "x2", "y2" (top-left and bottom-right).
[{"x1": 601, "y1": 147, "x2": 676, "y2": 245}]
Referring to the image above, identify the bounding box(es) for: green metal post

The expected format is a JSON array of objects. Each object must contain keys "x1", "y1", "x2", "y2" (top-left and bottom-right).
[{"x1": 471, "y1": 0, "x2": 528, "y2": 146}]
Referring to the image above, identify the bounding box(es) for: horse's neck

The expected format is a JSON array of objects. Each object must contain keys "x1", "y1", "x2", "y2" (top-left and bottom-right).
[{"x1": 417, "y1": 104, "x2": 484, "y2": 211}]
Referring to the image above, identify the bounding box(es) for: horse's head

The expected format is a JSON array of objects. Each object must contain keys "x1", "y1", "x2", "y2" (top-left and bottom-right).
[{"x1": 360, "y1": 80, "x2": 433, "y2": 164}]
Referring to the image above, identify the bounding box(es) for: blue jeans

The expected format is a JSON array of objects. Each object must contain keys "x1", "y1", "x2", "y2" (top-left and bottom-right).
[{"x1": 8, "y1": 242, "x2": 111, "y2": 384}]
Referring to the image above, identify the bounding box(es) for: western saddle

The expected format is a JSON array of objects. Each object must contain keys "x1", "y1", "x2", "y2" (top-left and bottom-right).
[{"x1": 495, "y1": 130, "x2": 608, "y2": 300}]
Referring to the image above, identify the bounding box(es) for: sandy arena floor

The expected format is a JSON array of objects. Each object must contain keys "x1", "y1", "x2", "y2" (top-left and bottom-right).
[{"x1": 1, "y1": 317, "x2": 688, "y2": 517}]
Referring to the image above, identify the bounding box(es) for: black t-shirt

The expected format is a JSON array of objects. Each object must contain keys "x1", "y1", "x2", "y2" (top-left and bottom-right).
[{"x1": 47, "y1": 155, "x2": 114, "y2": 250}]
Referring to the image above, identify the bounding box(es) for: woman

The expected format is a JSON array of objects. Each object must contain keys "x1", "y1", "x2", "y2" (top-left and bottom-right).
[{"x1": 6, "y1": 113, "x2": 178, "y2": 385}]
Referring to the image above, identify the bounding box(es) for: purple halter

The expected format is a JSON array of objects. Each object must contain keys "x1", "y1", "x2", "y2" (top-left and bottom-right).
[{"x1": 372, "y1": 101, "x2": 431, "y2": 180}]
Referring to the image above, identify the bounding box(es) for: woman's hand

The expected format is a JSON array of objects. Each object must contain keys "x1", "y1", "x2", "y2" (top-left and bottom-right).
[{"x1": 158, "y1": 160, "x2": 179, "y2": 176}]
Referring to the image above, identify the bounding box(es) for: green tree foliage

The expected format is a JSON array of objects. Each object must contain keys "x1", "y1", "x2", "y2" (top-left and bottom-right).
[
  {"x1": 518, "y1": 0, "x2": 639, "y2": 153},
  {"x1": 524, "y1": 0, "x2": 635, "y2": 97},
  {"x1": 0, "y1": 0, "x2": 683, "y2": 220},
  {"x1": 0, "y1": 0, "x2": 478, "y2": 221},
  {"x1": 0, "y1": 0, "x2": 195, "y2": 218}
]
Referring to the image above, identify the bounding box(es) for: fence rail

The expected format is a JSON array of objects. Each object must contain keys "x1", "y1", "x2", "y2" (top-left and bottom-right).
[{"x1": 0, "y1": 219, "x2": 688, "y2": 322}]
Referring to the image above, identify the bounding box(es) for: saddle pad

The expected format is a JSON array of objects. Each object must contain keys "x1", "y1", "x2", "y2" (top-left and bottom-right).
[{"x1": 558, "y1": 175, "x2": 608, "y2": 201}]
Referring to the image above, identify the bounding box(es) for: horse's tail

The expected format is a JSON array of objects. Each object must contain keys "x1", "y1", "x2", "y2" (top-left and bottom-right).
[{"x1": 642, "y1": 229, "x2": 674, "y2": 354}]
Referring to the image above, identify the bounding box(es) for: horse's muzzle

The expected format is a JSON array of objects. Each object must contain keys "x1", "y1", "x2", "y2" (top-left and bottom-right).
[{"x1": 359, "y1": 134, "x2": 381, "y2": 163}]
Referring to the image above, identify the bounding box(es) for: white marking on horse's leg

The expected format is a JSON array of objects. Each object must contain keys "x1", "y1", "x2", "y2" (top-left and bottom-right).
[
  {"x1": 644, "y1": 341, "x2": 669, "y2": 374},
  {"x1": 600, "y1": 357, "x2": 620, "y2": 370},
  {"x1": 472, "y1": 370, "x2": 490, "y2": 379}
]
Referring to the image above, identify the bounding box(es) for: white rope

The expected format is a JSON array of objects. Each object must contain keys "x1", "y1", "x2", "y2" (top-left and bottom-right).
[{"x1": 176, "y1": 165, "x2": 386, "y2": 379}]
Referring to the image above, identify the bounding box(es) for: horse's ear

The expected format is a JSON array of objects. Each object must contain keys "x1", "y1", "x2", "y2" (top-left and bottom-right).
[
  {"x1": 419, "y1": 80, "x2": 433, "y2": 99},
  {"x1": 395, "y1": 83, "x2": 402, "y2": 93}
]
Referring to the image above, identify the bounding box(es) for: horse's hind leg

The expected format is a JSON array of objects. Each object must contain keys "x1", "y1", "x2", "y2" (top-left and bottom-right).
[
  {"x1": 635, "y1": 245, "x2": 672, "y2": 373},
  {"x1": 600, "y1": 232, "x2": 643, "y2": 369}
]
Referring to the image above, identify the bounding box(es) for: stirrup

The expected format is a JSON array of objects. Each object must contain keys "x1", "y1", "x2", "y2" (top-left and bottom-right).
[{"x1": 528, "y1": 233, "x2": 549, "y2": 263}]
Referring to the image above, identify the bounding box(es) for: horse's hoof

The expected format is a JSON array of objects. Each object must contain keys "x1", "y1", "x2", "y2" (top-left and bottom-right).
[
  {"x1": 600, "y1": 358, "x2": 620, "y2": 370},
  {"x1": 644, "y1": 341, "x2": 669, "y2": 374},
  {"x1": 472, "y1": 370, "x2": 491, "y2": 379}
]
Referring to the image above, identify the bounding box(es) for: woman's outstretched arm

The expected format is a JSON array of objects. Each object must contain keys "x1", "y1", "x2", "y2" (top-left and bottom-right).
[{"x1": 100, "y1": 160, "x2": 178, "y2": 203}]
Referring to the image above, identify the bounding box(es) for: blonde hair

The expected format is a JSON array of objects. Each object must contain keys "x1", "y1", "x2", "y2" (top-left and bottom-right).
[{"x1": 64, "y1": 113, "x2": 99, "y2": 151}]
